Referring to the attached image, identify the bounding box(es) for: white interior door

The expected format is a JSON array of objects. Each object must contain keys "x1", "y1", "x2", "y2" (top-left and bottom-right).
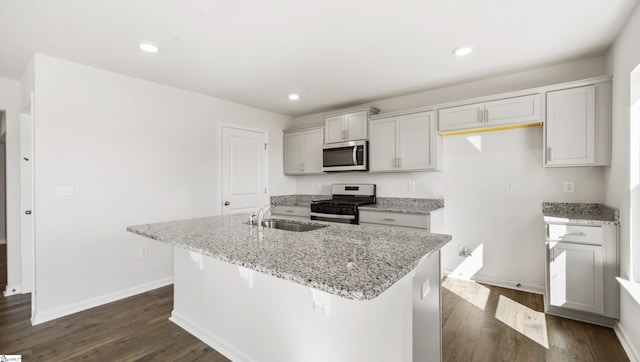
[
  {"x1": 222, "y1": 126, "x2": 268, "y2": 215},
  {"x1": 20, "y1": 99, "x2": 34, "y2": 297}
]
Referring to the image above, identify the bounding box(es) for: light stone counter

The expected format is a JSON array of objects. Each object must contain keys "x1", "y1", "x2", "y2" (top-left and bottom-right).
[
  {"x1": 542, "y1": 202, "x2": 620, "y2": 225},
  {"x1": 127, "y1": 213, "x2": 451, "y2": 301},
  {"x1": 360, "y1": 197, "x2": 444, "y2": 214}
]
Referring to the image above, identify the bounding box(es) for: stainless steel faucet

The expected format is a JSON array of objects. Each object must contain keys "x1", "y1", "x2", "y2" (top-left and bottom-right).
[{"x1": 257, "y1": 204, "x2": 274, "y2": 226}]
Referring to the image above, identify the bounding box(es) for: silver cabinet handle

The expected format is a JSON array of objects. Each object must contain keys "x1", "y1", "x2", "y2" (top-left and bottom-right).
[
  {"x1": 485, "y1": 109, "x2": 488, "y2": 122},
  {"x1": 285, "y1": 210, "x2": 294, "y2": 213},
  {"x1": 547, "y1": 147, "x2": 551, "y2": 162},
  {"x1": 383, "y1": 218, "x2": 396, "y2": 222},
  {"x1": 310, "y1": 212, "x2": 355, "y2": 220},
  {"x1": 478, "y1": 109, "x2": 482, "y2": 122},
  {"x1": 563, "y1": 232, "x2": 587, "y2": 237},
  {"x1": 397, "y1": 157, "x2": 402, "y2": 168},
  {"x1": 301, "y1": 163, "x2": 305, "y2": 172}
]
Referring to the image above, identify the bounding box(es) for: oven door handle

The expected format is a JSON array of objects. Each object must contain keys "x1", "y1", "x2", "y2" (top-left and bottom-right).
[{"x1": 310, "y1": 212, "x2": 356, "y2": 220}]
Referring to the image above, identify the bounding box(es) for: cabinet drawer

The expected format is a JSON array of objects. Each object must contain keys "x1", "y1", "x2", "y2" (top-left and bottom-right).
[
  {"x1": 547, "y1": 224, "x2": 603, "y2": 245},
  {"x1": 272, "y1": 205, "x2": 310, "y2": 217},
  {"x1": 360, "y1": 210, "x2": 429, "y2": 229}
]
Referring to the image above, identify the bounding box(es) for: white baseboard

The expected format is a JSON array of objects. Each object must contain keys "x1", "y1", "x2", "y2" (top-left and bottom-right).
[
  {"x1": 170, "y1": 310, "x2": 251, "y2": 362},
  {"x1": 3, "y1": 284, "x2": 21, "y2": 297},
  {"x1": 443, "y1": 268, "x2": 544, "y2": 295},
  {"x1": 31, "y1": 276, "x2": 173, "y2": 325},
  {"x1": 615, "y1": 322, "x2": 640, "y2": 362}
]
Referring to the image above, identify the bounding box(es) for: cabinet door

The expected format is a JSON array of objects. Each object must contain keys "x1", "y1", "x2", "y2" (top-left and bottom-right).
[
  {"x1": 301, "y1": 128, "x2": 324, "y2": 173},
  {"x1": 369, "y1": 118, "x2": 398, "y2": 172},
  {"x1": 438, "y1": 103, "x2": 484, "y2": 131},
  {"x1": 546, "y1": 85, "x2": 595, "y2": 165},
  {"x1": 283, "y1": 132, "x2": 302, "y2": 174},
  {"x1": 398, "y1": 112, "x2": 433, "y2": 170},
  {"x1": 485, "y1": 94, "x2": 540, "y2": 126},
  {"x1": 325, "y1": 115, "x2": 345, "y2": 143},
  {"x1": 344, "y1": 111, "x2": 367, "y2": 140},
  {"x1": 548, "y1": 242, "x2": 604, "y2": 314}
]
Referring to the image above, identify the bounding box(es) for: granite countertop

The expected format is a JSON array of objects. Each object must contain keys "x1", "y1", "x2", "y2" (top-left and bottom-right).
[
  {"x1": 271, "y1": 194, "x2": 330, "y2": 207},
  {"x1": 271, "y1": 195, "x2": 445, "y2": 214},
  {"x1": 127, "y1": 214, "x2": 451, "y2": 301},
  {"x1": 542, "y1": 202, "x2": 620, "y2": 225},
  {"x1": 360, "y1": 197, "x2": 444, "y2": 214}
]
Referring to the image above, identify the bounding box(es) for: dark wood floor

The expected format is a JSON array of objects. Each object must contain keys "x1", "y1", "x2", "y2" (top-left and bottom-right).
[
  {"x1": 442, "y1": 277, "x2": 629, "y2": 361},
  {"x1": 0, "y1": 244, "x2": 229, "y2": 361},
  {"x1": 0, "y1": 244, "x2": 630, "y2": 361}
]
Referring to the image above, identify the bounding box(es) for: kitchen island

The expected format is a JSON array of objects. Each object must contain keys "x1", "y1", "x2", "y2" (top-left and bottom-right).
[{"x1": 128, "y1": 214, "x2": 451, "y2": 361}]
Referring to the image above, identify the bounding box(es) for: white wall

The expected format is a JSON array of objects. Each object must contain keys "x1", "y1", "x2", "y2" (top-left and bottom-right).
[
  {"x1": 30, "y1": 54, "x2": 293, "y2": 322},
  {"x1": 0, "y1": 77, "x2": 21, "y2": 294},
  {"x1": 605, "y1": 2, "x2": 640, "y2": 360},
  {"x1": 291, "y1": 56, "x2": 608, "y2": 292}
]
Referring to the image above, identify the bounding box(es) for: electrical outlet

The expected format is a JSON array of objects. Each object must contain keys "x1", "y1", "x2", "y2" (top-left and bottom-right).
[
  {"x1": 505, "y1": 181, "x2": 513, "y2": 192},
  {"x1": 421, "y1": 279, "x2": 431, "y2": 299},
  {"x1": 139, "y1": 246, "x2": 148, "y2": 259},
  {"x1": 563, "y1": 181, "x2": 575, "y2": 193},
  {"x1": 408, "y1": 181, "x2": 416, "y2": 191}
]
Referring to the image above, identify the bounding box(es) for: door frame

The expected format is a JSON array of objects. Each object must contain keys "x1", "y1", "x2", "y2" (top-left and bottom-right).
[{"x1": 217, "y1": 122, "x2": 269, "y2": 215}]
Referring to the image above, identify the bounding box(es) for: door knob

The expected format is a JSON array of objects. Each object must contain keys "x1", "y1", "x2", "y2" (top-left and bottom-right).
[
  {"x1": 25, "y1": 210, "x2": 32, "y2": 215},
  {"x1": 224, "y1": 201, "x2": 230, "y2": 206}
]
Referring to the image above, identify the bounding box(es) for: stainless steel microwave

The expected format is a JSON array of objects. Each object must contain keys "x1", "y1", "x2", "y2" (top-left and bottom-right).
[{"x1": 322, "y1": 140, "x2": 368, "y2": 172}]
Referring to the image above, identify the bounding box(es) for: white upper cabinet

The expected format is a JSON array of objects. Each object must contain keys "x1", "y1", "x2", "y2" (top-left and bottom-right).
[
  {"x1": 324, "y1": 107, "x2": 379, "y2": 143},
  {"x1": 438, "y1": 94, "x2": 540, "y2": 132},
  {"x1": 283, "y1": 127, "x2": 324, "y2": 175},
  {"x1": 485, "y1": 95, "x2": 541, "y2": 126},
  {"x1": 544, "y1": 82, "x2": 611, "y2": 167},
  {"x1": 369, "y1": 111, "x2": 439, "y2": 172}
]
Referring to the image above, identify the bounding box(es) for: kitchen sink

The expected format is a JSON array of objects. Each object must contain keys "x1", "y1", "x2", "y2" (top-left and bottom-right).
[{"x1": 248, "y1": 219, "x2": 329, "y2": 232}]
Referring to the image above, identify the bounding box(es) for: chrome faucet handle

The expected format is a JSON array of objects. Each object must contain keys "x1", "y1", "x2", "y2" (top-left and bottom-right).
[{"x1": 249, "y1": 212, "x2": 258, "y2": 226}]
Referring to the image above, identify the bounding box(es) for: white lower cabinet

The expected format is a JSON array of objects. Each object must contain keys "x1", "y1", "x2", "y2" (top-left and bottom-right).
[
  {"x1": 283, "y1": 127, "x2": 324, "y2": 175},
  {"x1": 548, "y1": 242, "x2": 604, "y2": 314},
  {"x1": 544, "y1": 221, "x2": 619, "y2": 325},
  {"x1": 369, "y1": 111, "x2": 439, "y2": 172}
]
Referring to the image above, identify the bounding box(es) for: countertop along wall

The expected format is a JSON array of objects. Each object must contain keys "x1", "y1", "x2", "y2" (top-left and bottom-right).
[
  {"x1": 290, "y1": 56, "x2": 609, "y2": 293},
  {"x1": 29, "y1": 54, "x2": 294, "y2": 323}
]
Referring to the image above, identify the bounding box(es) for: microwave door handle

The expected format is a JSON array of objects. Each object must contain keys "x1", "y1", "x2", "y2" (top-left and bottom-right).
[{"x1": 352, "y1": 146, "x2": 357, "y2": 165}]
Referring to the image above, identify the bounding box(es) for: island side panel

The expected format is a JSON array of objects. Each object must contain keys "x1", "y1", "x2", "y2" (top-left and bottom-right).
[
  {"x1": 413, "y1": 250, "x2": 442, "y2": 362},
  {"x1": 170, "y1": 247, "x2": 414, "y2": 362}
]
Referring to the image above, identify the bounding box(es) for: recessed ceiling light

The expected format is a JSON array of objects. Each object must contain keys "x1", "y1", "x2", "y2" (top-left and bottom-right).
[
  {"x1": 139, "y1": 42, "x2": 159, "y2": 53},
  {"x1": 453, "y1": 47, "x2": 472, "y2": 57},
  {"x1": 288, "y1": 94, "x2": 300, "y2": 101}
]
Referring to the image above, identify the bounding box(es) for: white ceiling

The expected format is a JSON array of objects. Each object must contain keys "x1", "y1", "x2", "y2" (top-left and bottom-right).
[{"x1": 0, "y1": 0, "x2": 637, "y2": 117}]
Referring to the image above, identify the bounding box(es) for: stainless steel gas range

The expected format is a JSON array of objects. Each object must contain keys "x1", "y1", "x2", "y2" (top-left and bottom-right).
[{"x1": 310, "y1": 184, "x2": 376, "y2": 224}]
